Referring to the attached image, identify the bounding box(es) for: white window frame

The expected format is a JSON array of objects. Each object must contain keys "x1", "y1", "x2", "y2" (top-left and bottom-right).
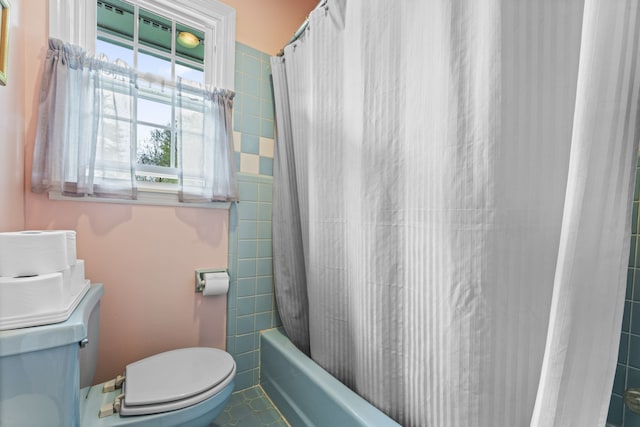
[{"x1": 47, "y1": 0, "x2": 236, "y2": 208}]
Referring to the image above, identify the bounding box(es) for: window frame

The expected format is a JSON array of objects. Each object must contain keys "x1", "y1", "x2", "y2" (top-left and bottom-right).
[{"x1": 47, "y1": 0, "x2": 236, "y2": 207}]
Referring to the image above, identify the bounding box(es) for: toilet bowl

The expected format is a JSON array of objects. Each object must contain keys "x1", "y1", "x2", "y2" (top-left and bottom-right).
[
  {"x1": 80, "y1": 347, "x2": 236, "y2": 426},
  {"x1": 0, "y1": 284, "x2": 236, "y2": 427}
]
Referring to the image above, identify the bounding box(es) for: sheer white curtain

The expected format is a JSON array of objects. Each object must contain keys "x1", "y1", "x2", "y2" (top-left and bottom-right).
[
  {"x1": 177, "y1": 82, "x2": 237, "y2": 202},
  {"x1": 271, "y1": 0, "x2": 640, "y2": 426},
  {"x1": 32, "y1": 38, "x2": 237, "y2": 202},
  {"x1": 32, "y1": 38, "x2": 137, "y2": 198}
]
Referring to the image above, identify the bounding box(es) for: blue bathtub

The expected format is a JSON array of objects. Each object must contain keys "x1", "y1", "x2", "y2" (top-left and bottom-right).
[{"x1": 260, "y1": 328, "x2": 400, "y2": 427}]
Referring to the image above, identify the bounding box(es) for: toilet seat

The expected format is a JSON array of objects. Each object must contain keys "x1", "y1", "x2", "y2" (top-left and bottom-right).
[{"x1": 119, "y1": 347, "x2": 236, "y2": 416}]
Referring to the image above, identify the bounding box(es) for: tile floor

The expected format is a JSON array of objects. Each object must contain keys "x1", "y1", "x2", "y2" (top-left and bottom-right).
[{"x1": 212, "y1": 386, "x2": 289, "y2": 427}]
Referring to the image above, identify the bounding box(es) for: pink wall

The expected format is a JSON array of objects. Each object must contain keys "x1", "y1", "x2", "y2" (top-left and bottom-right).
[
  {"x1": 23, "y1": 197, "x2": 230, "y2": 383},
  {"x1": 16, "y1": 0, "x2": 316, "y2": 383},
  {"x1": 0, "y1": 0, "x2": 25, "y2": 232},
  {"x1": 225, "y1": 0, "x2": 318, "y2": 55}
]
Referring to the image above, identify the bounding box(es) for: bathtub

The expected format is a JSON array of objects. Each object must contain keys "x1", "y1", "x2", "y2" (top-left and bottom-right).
[{"x1": 260, "y1": 328, "x2": 401, "y2": 427}]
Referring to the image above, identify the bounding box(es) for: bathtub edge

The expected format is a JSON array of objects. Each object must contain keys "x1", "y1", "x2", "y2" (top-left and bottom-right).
[{"x1": 259, "y1": 328, "x2": 400, "y2": 427}]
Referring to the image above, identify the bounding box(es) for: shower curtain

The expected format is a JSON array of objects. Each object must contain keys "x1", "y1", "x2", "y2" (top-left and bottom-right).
[{"x1": 271, "y1": 0, "x2": 640, "y2": 425}]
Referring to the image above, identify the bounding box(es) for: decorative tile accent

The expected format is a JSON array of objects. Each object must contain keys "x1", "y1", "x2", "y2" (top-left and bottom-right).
[
  {"x1": 240, "y1": 153, "x2": 260, "y2": 175},
  {"x1": 259, "y1": 157, "x2": 274, "y2": 176},
  {"x1": 242, "y1": 134, "x2": 260, "y2": 155},
  {"x1": 259, "y1": 137, "x2": 274, "y2": 158},
  {"x1": 233, "y1": 42, "x2": 275, "y2": 178}
]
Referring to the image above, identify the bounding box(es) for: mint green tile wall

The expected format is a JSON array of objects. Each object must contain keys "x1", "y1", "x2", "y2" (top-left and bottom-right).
[
  {"x1": 233, "y1": 43, "x2": 275, "y2": 177},
  {"x1": 609, "y1": 159, "x2": 640, "y2": 426},
  {"x1": 228, "y1": 43, "x2": 280, "y2": 391}
]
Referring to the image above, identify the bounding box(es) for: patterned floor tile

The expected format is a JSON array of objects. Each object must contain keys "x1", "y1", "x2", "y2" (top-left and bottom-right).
[{"x1": 211, "y1": 385, "x2": 289, "y2": 427}]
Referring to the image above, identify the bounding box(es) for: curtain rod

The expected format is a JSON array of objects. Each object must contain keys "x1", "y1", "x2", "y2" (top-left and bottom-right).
[{"x1": 277, "y1": 0, "x2": 328, "y2": 57}]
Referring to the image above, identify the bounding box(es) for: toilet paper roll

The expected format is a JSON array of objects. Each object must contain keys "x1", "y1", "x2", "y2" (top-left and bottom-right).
[
  {"x1": 38, "y1": 230, "x2": 77, "y2": 266},
  {"x1": 0, "y1": 231, "x2": 73, "y2": 277},
  {"x1": 62, "y1": 260, "x2": 88, "y2": 299},
  {"x1": 56, "y1": 230, "x2": 77, "y2": 266},
  {"x1": 202, "y1": 272, "x2": 229, "y2": 296},
  {"x1": 0, "y1": 273, "x2": 65, "y2": 319},
  {"x1": 0, "y1": 267, "x2": 90, "y2": 330}
]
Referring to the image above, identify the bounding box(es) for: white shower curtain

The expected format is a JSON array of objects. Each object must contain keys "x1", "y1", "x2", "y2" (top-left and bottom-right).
[{"x1": 271, "y1": 0, "x2": 640, "y2": 426}]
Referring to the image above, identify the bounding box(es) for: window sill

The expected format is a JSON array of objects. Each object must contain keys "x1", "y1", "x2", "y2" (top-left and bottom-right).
[{"x1": 48, "y1": 188, "x2": 231, "y2": 209}]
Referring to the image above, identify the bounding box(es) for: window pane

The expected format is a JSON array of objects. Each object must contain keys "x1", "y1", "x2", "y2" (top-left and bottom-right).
[
  {"x1": 96, "y1": 38, "x2": 134, "y2": 65},
  {"x1": 137, "y1": 124, "x2": 173, "y2": 168},
  {"x1": 100, "y1": 80, "x2": 133, "y2": 120},
  {"x1": 176, "y1": 62, "x2": 204, "y2": 85},
  {"x1": 138, "y1": 98, "x2": 172, "y2": 127},
  {"x1": 138, "y1": 49, "x2": 172, "y2": 81},
  {"x1": 175, "y1": 24, "x2": 204, "y2": 64},
  {"x1": 97, "y1": 0, "x2": 134, "y2": 42},
  {"x1": 138, "y1": 7, "x2": 172, "y2": 54},
  {"x1": 97, "y1": 118, "x2": 134, "y2": 164}
]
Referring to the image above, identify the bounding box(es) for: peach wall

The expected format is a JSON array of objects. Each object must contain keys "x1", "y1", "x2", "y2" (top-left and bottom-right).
[
  {"x1": 0, "y1": 0, "x2": 25, "y2": 231},
  {"x1": 19, "y1": 0, "x2": 313, "y2": 384},
  {"x1": 24, "y1": 197, "x2": 230, "y2": 383},
  {"x1": 225, "y1": 0, "x2": 319, "y2": 55}
]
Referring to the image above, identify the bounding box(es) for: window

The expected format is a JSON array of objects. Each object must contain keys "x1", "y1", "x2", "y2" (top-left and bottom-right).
[
  {"x1": 39, "y1": 0, "x2": 237, "y2": 206},
  {"x1": 96, "y1": 0, "x2": 209, "y2": 184}
]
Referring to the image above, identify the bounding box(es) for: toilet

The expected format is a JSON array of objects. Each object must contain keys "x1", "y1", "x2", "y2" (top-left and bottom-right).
[{"x1": 0, "y1": 284, "x2": 236, "y2": 427}]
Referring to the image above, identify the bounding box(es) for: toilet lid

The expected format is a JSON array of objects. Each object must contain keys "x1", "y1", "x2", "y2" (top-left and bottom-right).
[{"x1": 123, "y1": 347, "x2": 235, "y2": 408}]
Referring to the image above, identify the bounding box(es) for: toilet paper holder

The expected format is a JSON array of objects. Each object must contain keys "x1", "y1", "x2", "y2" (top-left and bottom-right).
[{"x1": 195, "y1": 268, "x2": 228, "y2": 293}]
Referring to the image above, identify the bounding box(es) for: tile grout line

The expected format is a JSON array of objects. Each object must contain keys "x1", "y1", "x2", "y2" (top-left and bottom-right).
[{"x1": 257, "y1": 384, "x2": 291, "y2": 427}]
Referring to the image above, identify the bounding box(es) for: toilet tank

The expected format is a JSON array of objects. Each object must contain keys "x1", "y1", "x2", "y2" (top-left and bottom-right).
[
  {"x1": 0, "y1": 284, "x2": 103, "y2": 427},
  {"x1": 80, "y1": 285, "x2": 101, "y2": 388}
]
